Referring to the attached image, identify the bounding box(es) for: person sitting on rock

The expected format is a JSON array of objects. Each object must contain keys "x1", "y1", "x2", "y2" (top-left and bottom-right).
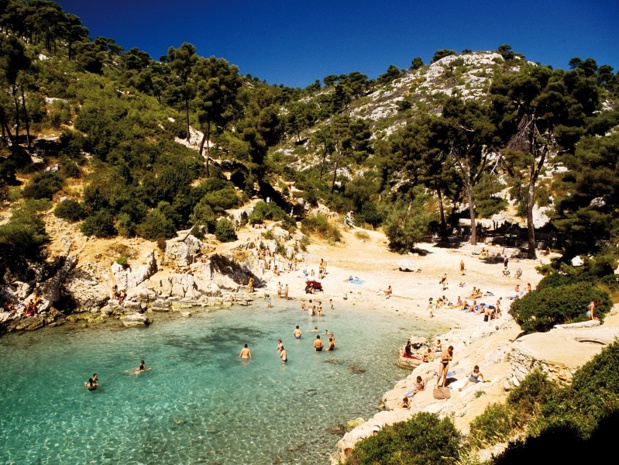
[{"x1": 459, "y1": 365, "x2": 485, "y2": 391}]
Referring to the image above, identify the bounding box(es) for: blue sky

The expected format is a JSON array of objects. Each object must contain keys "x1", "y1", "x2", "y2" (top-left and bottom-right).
[{"x1": 55, "y1": 0, "x2": 619, "y2": 88}]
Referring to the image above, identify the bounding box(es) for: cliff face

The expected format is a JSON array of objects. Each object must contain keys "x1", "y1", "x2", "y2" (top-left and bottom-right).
[{"x1": 0, "y1": 204, "x2": 306, "y2": 335}]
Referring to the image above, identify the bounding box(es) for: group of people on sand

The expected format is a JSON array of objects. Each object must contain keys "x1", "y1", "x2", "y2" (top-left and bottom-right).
[{"x1": 85, "y1": 360, "x2": 146, "y2": 391}]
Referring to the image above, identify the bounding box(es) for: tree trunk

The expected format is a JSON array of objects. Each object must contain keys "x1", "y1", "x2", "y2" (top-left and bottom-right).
[
  {"x1": 0, "y1": 110, "x2": 15, "y2": 146},
  {"x1": 467, "y1": 180, "x2": 477, "y2": 246},
  {"x1": 526, "y1": 169, "x2": 537, "y2": 259},
  {"x1": 435, "y1": 180, "x2": 447, "y2": 240},
  {"x1": 331, "y1": 150, "x2": 343, "y2": 193},
  {"x1": 319, "y1": 147, "x2": 328, "y2": 181},
  {"x1": 12, "y1": 83, "x2": 20, "y2": 144},
  {"x1": 21, "y1": 86, "x2": 31, "y2": 149},
  {"x1": 185, "y1": 97, "x2": 191, "y2": 142},
  {"x1": 198, "y1": 121, "x2": 212, "y2": 177}
]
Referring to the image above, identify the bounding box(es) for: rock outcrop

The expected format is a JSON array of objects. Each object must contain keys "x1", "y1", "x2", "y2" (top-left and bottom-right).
[{"x1": 333, "y1": 309, "x2": 619, "y2": 464}]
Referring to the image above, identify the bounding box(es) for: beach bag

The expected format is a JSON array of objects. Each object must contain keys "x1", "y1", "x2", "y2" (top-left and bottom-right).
[{"x1": 433, "y1": 386, "x2": 451, "y2": 400}]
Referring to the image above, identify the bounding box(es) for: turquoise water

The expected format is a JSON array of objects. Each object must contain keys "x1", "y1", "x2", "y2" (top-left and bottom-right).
[{"x1": 0, "y1": 302, "x2": 440, "y2": 464}]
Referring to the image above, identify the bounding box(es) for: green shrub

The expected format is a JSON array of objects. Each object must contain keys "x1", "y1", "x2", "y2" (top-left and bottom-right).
[
  {"x1": 383, "y1": 201, "x2": 432, "y2": 253},
  {"x1": 468, "y1": 403, "x2": 516, "y2": 448},
  {"x1": 355, "y1": 202, "x2": 382, "y2": 228},
  {"x1": 203, "y1": 186, "x2": 240, "y2": 213},
  {"x1": 54, "y1": 199, "x2": 86, "y2": 222},
  {"x1": 22, "y1": 171, "x2": 64, "y2": 200},
  {"x1": 248, "y1": 201, "x2": 290, "y2": 224},
  {"x1": 190, "y1": 199, "x2": 217, "y2": 230},
  {"x1": 215, "y1": 217, "x2": 237, "y2": 242},
  {"x1": 136, "y1": 209, "x2": 176, "y2": 240},
  {"x1": 301, "y1": 214, "x2": 342, "y2": 244},
  {"x1": 346, "y1": 412, "x2": 461, "y2": 465},
  {"x1": 507, "y1": 369, "x2": 558, "y2": 421},
  {"x1": 510, "y1": 282, "x2": 611, "y2": 333},
  {"x1": 115, "y1": 212, "x2": 136, "y2": 237},
  {"x1": 115, "y1": 256, "x2": 129, "y2": 267},
  {"x1": 80, "y1": 211, "x2": 117, "y2": 238}
]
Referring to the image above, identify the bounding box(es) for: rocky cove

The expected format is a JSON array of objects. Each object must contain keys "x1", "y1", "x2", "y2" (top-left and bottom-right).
[{"x1": 2, "y1": 213, "x2": 619, "y2": 464}]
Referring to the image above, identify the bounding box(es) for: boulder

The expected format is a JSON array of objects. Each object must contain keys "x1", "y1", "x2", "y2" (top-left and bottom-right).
[{"x1": 122, "y1": 313, "x2": 151, "y2": 327}]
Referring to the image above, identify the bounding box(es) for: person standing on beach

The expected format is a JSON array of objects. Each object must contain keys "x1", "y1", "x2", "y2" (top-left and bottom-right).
[
  {"x1": 436, "y1": 346, "x2": 454, "y2": 388},
  {"x1": 284, "y1": 284, "x2": 289, "y2": 300},
  {"x1": 266, "y1": 294, "x2": 272, "y2": 308},
  {"x1": 439, "y1": 273, "x2": 448, "y2": 291},
  {"x1": 239, "y1": 344, "x2": 252, "y2": 359},
  {"x1": 460, "y1": 260, "x2": 465, "y2": 276}
]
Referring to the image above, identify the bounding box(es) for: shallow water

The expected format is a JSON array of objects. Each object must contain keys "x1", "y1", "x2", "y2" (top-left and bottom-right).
[{"x1": 0, "y1": 302, "x2": 441, "y2": 464}]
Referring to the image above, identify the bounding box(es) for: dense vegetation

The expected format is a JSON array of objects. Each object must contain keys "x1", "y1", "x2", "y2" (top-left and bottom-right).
[{"x1": 1, "y1": 0, "x2": 617, "y2": 311}]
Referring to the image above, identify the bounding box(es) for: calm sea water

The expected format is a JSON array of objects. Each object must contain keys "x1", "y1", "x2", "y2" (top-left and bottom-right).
[{"x1": 0, "y1": 301, "x2": 441, "y2": 465}]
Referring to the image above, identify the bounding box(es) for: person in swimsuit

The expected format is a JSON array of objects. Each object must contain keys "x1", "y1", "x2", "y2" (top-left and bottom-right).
[
  {"x1": 313, "y1": 335, "x2": 324, "y2": 351},
  {"x1": 92, "y1": 373, "x2": 98, "y2": 384},
  {"x1": 436, "y1": 346, "x2": 454, "y2": 388},
  {"x1": 459, "y1": 365, "x2": 484, "y2": 391},
  {"x1": 280, "y1": 346, "x2": 288, "y2": 363},
  {"x1": 276, "y1": 339, "x2": 283, "y2": 352},
  {"x1": 138, "y1": 360, "x2": 146, "y2": 372},
  {"x1": 405, "y1": 376, "x2": 425, "y2": 398},
  {"x1": 85, "y1": 377, "x2": 98, "y2": 390},
  {"x1": 326, "y1": 336, "x2": 335, "y2": 351},
  {"x1": 293, "y1": 326, "x2": 302, "y2": 339},
  {"x1": 239, "y1": 344, "x2": 252, "y2": 359}
]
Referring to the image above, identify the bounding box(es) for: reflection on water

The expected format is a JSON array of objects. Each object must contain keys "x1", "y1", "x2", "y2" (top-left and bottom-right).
[{"x1": 0, "y1": 302, "x2": 443, "y2": 464}]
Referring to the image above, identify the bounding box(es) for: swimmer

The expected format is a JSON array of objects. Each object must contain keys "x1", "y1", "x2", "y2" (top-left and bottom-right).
[
  {"x1": 84, "y1": 377, "x2": 98, "y2": 390},
  {"x1": 314, "y1": 335, "x2": 324, "y2": 351},
  {"x1": 92, "y1": 373, "x2": 98, "y2": 384},
  {"x1": 276, "y1": 339, "x2": 283, "y2": 352},
  {"x1": 311, "y1": 326, "x2": 319, "y2": 332},
  {"x1": 293, "y1": 325, "x2": 302, "y2": 339},
  {"x1": 138, "y1": 360, "x2": 146, "y2": 372},
  {"x1": 326, "y1": 336, "x2": 335, "y2": 351},
  {"x1": 239, "y1": 344, "x2": 252, "y2": 359},
  {"x1": 280, "y1": 345, "x2": 288, "y2": 363}
]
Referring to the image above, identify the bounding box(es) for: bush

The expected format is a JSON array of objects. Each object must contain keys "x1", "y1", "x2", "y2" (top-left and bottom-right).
[
  {"x1": 510, "y1": 282, "x2": 611, "y2": 333},
  {"x1": 80, "y1": 211, "x2": 117, "y2": 238},
  {"x1": 190, "y1": 199, "x2": 217, "y2": 230},
  {"x1": 22, "y1": 171, "x2": 64, "y2": 200},
  {"x1": 507, "y1": 369, "x2": 558, "y2": 420},
  {"x1": 215, "y1": 217, "x2": 237, "y2": 242},
  {"x1": 301, "y1": 214, "x2": 342, "y2": 244},
  {"x1": 115, "y1": 256, "x2": 129, "y2": 267},
  {"x1": 355, "y1": 201, "x2": 382, "y2": 228},
  {"x1": 346, "y1": 412, "x2": 461, "y2": 465},
  {"x1": 248, "y1": 201, "x2": 290, "y2": 224},
  {"x1": 54, "y1": 199, "x2": 86, "y2": 222},
  {"x1": 468, "y1": 403, "x2": 516, "y2": 448},
  {"x1": 383, "y1": 201, "x2": 433, "y2": 253},
  {"x1": 203, "y1": 186, "x2": 240, "y2": 213},
  {"x1": 136, "y1": 209, "x2": 176, "y2": 240}
]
